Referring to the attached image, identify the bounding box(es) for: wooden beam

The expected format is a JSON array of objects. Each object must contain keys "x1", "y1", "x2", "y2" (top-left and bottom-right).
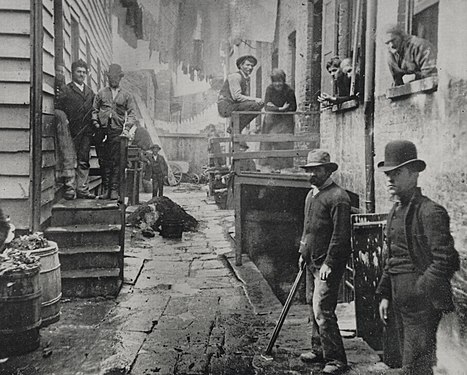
[
  {"x1": 232, "y1": 149, "x2": 311, "y2": 160},
  {"x1": 233, "y1": 133, "x2": 320, "y2": 142}
]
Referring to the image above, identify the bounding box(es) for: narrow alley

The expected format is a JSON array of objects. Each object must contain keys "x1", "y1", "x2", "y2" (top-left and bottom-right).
[{"x1": 1, "y1": 186, "x2": 386, "y2": 375}]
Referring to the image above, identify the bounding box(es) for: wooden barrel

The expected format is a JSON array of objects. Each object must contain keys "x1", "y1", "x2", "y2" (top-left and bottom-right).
[
  {"x1": 0, "y1": 264, "x2": 42, "y2": 356},
  {"x1": 161, "y1": 219, "x2": 184, "y2": 239},
  {"x1": 27, "y1": 241, "x2": 62, "y2": 326}
]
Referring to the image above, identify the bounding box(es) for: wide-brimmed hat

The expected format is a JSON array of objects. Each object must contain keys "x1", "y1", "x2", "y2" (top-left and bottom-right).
[
  {"x1": 236, "y1": 55, "x2": 258, "y2": 69},
  {"x1": 300, "y1": 149, "x2": 338, "y2": 172},
  {"x1": 106, "y1": 63, "x2": 124, "y2": 77},
  {"x1": 238, "y1": 141, "x2": 249, "y2": 150},
  {"x1": 150, "y1": 144, "x2": 161, "y2": 151},
  {"x1": 377, "y1": 140, "x2": 426, "y2": 172}
]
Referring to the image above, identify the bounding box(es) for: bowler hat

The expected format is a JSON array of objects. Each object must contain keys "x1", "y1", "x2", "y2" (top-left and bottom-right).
[
  {"x1": 300, "y1": 149, "x2": 338, "y2": 172},
  {"x1": 106, "y1": 63, "x2": 124, "y2": 77},
  {"x1": 236, "y1": 55, "x2": 258, "y2": 69},
  {"x1": 377, "y1": 140, "x2": 426, "y2": 172},
  {"x1": 151, "y1": 144, "x2": 161, "y2": 151}
]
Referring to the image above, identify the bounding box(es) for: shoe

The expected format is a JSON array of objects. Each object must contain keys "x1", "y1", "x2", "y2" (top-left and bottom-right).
[
  {"x1": 76, "y1": 192, "x2": 96, "y2": 199},
  {"x1": 322, "y1": 362, "x2": 347, "y2": 374},
  {"x1": 64, "y1": 190, "x2": 75, "y2": 200},
  {"x1": 300, "y1": 351, "x2": 324, "y2": 363}
]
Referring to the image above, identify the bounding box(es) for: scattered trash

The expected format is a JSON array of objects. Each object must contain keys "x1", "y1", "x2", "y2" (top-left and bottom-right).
[
  {"x1": 8, "y1": 232, "x2": 49, "y2": 251},
  {"x1": 0, "y1": 249, "x2": 39, "y2": 275}
]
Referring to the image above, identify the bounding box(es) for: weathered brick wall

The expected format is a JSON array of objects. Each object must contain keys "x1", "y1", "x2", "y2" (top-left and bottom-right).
[{"x1": 320, "y1": 107, "x2": 366, "y2": 209}]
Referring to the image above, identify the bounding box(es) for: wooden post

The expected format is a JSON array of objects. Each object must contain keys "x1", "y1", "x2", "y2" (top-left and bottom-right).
[
  {"x1": 232, "y1": 112, "x2": 242, "y2": 265},
  {"x1": 30, "y1": 0, "x2": 43, "y2": 232},
  {"x1": 118, "y1": 135, "x2": 128, "y2": 282}
]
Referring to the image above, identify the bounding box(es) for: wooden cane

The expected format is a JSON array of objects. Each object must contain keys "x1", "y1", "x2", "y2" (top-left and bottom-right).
[{"x1": 261, "y1": 262, "x2": 306, "y2": 360}]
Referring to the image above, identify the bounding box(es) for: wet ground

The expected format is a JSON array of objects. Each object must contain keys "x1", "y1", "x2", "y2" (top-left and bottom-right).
[{"x1": 1, "y1": 185, "x2": 389, "y2": 375}]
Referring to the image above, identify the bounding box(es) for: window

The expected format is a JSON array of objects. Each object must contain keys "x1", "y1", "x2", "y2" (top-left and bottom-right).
[
  {"x1": 71, "y1": 17, "x2": 80, "y2": 63},
  {"x1": 398, "y1": 0, "x2": 438, "y2": 49}
]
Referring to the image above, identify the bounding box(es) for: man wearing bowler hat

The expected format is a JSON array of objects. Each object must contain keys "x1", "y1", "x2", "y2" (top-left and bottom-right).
[
  {"x1": 92, "y1": 63, "x2": 136, "y2": 200},
  {"x1": 217, "y1": 55, "x2": 264, "y2": 133},
  {"x1": 376, "y1": 140, "x2": 459, "y2": 375},
  {"x1": 298, "y1": 149, "x2": 351, "y2": 375}
]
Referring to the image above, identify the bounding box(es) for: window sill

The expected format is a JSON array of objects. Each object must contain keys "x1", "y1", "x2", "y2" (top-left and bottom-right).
[
  {"x1": 386, "y1": 75, "x2": 438, "y2": 100},
  {"x1": 331, "y1": 99, "x2": 359, "y2": 113}
]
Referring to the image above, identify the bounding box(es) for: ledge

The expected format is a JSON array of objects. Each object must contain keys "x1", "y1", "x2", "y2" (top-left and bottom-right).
[
  {"x1": 386, "y1": 75, "x2": 438, "y2": 99},
  {"x1": 331, "y1": 99, "x2": 359, "y2": 112}
]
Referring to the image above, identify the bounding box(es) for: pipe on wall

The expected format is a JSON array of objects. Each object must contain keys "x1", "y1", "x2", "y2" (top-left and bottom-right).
[{"x1": 363, "y1": 0, "x2": 377, "y2": 213}]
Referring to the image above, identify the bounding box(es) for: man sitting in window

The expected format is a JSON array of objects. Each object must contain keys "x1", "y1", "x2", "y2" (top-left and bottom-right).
[
  {"x1": 384, "y1": 24, "x2": 437, "y2": 86},
  {"x1": 318, "y1": 57, "x2": 360, "y2": 107}
]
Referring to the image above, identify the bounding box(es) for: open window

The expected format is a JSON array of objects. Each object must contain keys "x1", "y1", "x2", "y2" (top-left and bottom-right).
[{"x1": 387, "y1": 0, "x2": 439, "y2": 99}]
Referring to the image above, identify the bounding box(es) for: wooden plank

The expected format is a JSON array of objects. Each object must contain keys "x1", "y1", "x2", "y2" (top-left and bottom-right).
[
  {"x1": 42, "y1": 113, "x2": 55, "y2": 136},
  {"x1": 0, "y1": 176, "x2": 30, "y2": 198},
  {"x1": 43, "y1": 94, "x2": 54, "y2": 114},
  {"x1": 0, "y1": 0, "x2": 29, "y2": 11},
  {"x1": 0, "y1": 70, "x2": 29, "y2": 82},
  {"x1": 236, "y1": 174, "x2": 312, "y2": 189},
  {"x1": 234, "y1": 179, "x2": 242, "y2": 266},
  {"x1": 42, "y1": 0, "x2": 53, "y2": 16},
  {"x1": 42, "y1": 136, "x2": 55, "y2": 151},
  {"x1": 0, "y1": 129, "x2": 29, "y2": 151},
  {"x1": 0, "y1": 198, "x2": 30, "y2": 230},
  {"x1": 43, "y1": 30, "x2": 55, "y2": 56},
  {"x1": 0, "y1": 152, "x2": 29, "y2": 175},
  {"x1": 41, "y1": 167, "x2": 55, "y2": 190},
  {"x1": 233, "y1": 133, "x2": 320, "y2": 142},
  {"x1": 0, "y1": 82, "x2": 29, "y2": 104},
  {"x1": 0, "y1": 106, "x2": 29, "y2": 129},
  {"x1": 40, "y1": 200, "x2": 54, "y2": 227},
  {"x1": 232, "y1": 149, "x2": 311, "y2": 160},
  {"x1": 0, "y1": 10, "x2": 29, "y2": 34},
  {"x1": 42, "y1": 151, "x2": 56, "y2": 168},
  {"x1": 41, "y1": 185, "x2": 55, "y2": 205},
  {"x1": 0, "y1": 35, "x2": 30, "y2": 58}
]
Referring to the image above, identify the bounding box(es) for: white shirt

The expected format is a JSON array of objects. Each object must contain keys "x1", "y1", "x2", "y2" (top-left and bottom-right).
[
  {"x1": 73, "y1": 82, "x2": 85, "y2": 92},
  {"x1": 111, "y1": 87, "x2": 120, "y2": 100}
]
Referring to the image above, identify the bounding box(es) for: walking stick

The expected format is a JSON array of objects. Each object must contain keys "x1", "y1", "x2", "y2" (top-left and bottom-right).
[{"x1": 261, "y1": 262, "x2": 306, "y2": 360}]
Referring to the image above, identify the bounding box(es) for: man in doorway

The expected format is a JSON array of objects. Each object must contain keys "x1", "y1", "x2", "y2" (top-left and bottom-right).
[
  {"x1": 383, "y1": 25, "x2": 437, "y2": 86},
  {"x1": 376, "y1": 140, "x2": 459, "y2": 375},
  {"x1": 217, "y1": 55, "x2": 264, "y2": 133},
  {"x1": 298, "y1": 150, "x2": 351, "y2": 375},
  {"x1": 57, "y1": 59, "x2": 96, "y2": 199},
  {"x1": 92, "y1": 63, "x2": 136, "y2": 200}
]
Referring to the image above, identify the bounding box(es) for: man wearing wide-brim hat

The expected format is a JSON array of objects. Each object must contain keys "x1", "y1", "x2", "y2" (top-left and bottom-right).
[
  {"x1": 217, "y1": 55, "x2": 264, "y2": 133},
  {"x1": 92, "y1": 63, "x2": 136, "y2": 200},
  {"x1": 297, "y1": 149, "x2": 351, "y2": 375},
  {"x1": 375, "y1": 140, "x2": 459, "y2": 375}
]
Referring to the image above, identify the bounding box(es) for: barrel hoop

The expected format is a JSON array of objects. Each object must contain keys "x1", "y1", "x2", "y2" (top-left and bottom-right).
[
  {"x1": 0, "y1": 290, "x2": 42, "y2": 302},
  {"x1": 39, "y1": 262, "x2": 61, "y2": 274},
  {"x1": 0, "y1": 319, "x2": 42, "y2": 333},
  {"x1": 42, "y1": 292, "x2": 62, "y2": 307}
]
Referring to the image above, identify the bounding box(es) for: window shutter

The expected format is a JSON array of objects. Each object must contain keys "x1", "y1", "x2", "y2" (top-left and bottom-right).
[{"x1": 321, "y1": 0, "x2": 338, "y2": 96}]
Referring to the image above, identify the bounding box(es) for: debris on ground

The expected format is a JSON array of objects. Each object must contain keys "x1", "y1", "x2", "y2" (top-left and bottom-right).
[
  {"x1": 7, "y1": 232, "x2": 49, "y2": 251},
  {"x1": 127, "y1": 196, "x2": 198, "y2": 232}
]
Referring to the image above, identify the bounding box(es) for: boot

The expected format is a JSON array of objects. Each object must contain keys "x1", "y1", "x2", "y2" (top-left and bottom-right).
[
  {"x1": 109, "y1": 169, "x2": 120, "y2": 201},
  {"x1": 97, "y1": 167, "x2": 111, "y2": 199},
  {"x1": 63, "y1": 175, "x2": 76, "y2": 200}
]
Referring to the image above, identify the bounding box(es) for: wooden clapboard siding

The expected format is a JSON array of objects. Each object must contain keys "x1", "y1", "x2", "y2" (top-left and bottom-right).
[
  {"x1": 0, "y1": 176, "x2": 30, "y2": 199},
  {"x1": 0, "y1": 199, "x2": 30, "y2": 229},
  {"x1": 0, "y1": 152, "x2": 29, "y2": 175},
  {"x1": 0, "y1": 106, "x2": 29, "y2": 129}
]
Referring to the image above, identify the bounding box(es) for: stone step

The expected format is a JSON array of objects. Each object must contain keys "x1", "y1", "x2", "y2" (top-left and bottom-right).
[
  {"x1": 61, "y1": 268, "x2": 122, "y2": 298},
  {"x1": 59, "y1": 245, "x2": 121, "y2": 271},
  {"x1": 45, "y1": 224, "x2": 121, "y2": 248},
  {"x1": 51, "y1": 199, "x2": 121, "y2": 226}
]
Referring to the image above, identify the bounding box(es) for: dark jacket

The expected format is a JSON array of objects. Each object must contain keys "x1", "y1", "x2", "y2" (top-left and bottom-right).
[
  {"x1": 147, "y1": 154, "x2": 168, "y2": 181},
  {"x1": 57, "y1": 82, "x2": 95, "y2": 137},
  {"x1": 299, "y1": 181, "x2": 351, "y2": 270},
  {"x1": 388, "y1": 35, "x2": 437, "y2": 86},
  {"x1": 376, "y1": 188, "x2": 459, "y2": 311}
]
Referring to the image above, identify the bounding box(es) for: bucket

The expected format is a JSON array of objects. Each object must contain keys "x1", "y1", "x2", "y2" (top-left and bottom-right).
[
  {"x1": 0, "y1": 264, "x2": 42, "y2": 357},
  {"x1": 160, "y1": 219, "x2": 184, "y2": 239},
  {"x1": 26, "y1": 241, "x2": 62, "y2": 326}
]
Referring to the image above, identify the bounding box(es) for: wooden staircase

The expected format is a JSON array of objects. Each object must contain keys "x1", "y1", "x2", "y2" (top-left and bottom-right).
[{"x1": 44, "y1": 199, "x2": 124, "y2": 298}]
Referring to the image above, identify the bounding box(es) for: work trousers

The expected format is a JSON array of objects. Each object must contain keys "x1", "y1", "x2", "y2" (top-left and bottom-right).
[
  {"x1": 306, "y1": 265, "x2": 347, "y2": 365},
  {"x1": 73, "y1": 132, "x2": 92, "y2": 194},
  {"x1": 152, "y1": 176, "x2": 164, "y2": 197},
  {"x1": 96, "y1": 134, "x2": 121, "y2": 191},
  {"x1": 217, "y1": 100, "x2": 263, "y2": 133},
  {"x1": 390, "y1": 272, "x2": 442, "y2": 375}
]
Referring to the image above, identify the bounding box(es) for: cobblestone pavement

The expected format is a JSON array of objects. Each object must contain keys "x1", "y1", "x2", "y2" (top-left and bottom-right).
[{"x1": 0, "y1": 185, "x2": 389, "y2": 375}]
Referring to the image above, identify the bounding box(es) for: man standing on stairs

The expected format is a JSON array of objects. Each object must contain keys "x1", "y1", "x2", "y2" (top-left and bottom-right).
[
  {"x1": 56, "y1": 59, "x2": 96, "y2": 200},
  {"x1": 92, "y1": 63, "x2": 136, "y2": 200}
]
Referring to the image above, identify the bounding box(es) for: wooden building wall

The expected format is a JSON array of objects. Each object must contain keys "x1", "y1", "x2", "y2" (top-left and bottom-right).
[{"x1": 0, "y1": 0, "x2": 112, "y2": 231}]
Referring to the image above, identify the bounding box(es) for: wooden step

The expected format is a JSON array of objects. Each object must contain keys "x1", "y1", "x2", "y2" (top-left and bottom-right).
[
  {"x1": 45, "y1": 224, "x2": 121, "y2": 248},
  {"x1": 61, "y1": 268, "x2": 122, "y2": 298},
  {"x1": 51, "y1": 199, "x2": 121, "y2": 226},
  {"x1": 59, "y1": 245, "x2": 121, "y2": 271}
]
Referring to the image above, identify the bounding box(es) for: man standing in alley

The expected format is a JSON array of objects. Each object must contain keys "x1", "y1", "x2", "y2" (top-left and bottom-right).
[
  {"x1": 298, "y1": 150, "x2": 351, "y2": 375},
  {"x1": 146, "y1": 144, "x2": 168, "y2": 198},
  {"x1": 217, "y1": 55, "x2": 264, "y2": 133},
  {"x1": 57, "y1": 59, "x2": 96, "y2": 199},
  {"x1": 376, "y1": 140, "x2": 459, "y2": 375},
  {"x1": 384, "y1": 25, "x2": 437, "y2": 86},
  {"x1": 92, "y1": 63, "x2": 136, "y2": 200}
]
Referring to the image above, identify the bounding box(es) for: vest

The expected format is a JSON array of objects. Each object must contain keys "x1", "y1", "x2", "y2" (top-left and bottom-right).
[{"x1": 218, "y1": 72, "x2": 249, "y2": 102}]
